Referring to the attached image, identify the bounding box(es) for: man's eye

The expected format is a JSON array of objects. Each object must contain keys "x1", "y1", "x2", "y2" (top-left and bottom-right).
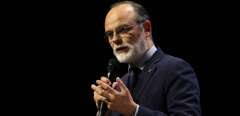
[
  {"x1": 120, "y1": 26, "x2": 131, "y2": 33},
  {"x1": 105, "y1": 32, "x2": 113, "y2": 39}
]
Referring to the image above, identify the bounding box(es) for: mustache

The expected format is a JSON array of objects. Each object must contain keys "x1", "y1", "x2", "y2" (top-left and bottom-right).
[{"x1": 114, "y1": 44, "x2": 129, "y2": 51}]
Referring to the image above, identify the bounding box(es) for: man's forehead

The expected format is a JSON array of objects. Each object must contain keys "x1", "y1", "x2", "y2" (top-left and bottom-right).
[{"x1": 105, "y1": 4, "x2": 136, "y2": 30}]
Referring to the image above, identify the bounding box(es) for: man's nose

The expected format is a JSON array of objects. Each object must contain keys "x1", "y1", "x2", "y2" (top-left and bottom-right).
[{"x1": 112, "y1": 33, "x2": 122, "y2": 45}]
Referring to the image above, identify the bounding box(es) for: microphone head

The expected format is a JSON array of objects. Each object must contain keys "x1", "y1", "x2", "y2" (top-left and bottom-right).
[{"x1": 107, "y1": 58, "x2": 120, "y2": 81}]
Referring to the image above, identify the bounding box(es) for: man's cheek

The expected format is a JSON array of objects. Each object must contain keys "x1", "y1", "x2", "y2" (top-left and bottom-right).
[{"x1": 109, "y1": 42, "x2": 114, "y2": 48}]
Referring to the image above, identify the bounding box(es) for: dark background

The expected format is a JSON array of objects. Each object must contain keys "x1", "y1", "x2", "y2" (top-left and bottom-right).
[{"x1": 4, "y1": 0, "x2": 236, "y2": 115}]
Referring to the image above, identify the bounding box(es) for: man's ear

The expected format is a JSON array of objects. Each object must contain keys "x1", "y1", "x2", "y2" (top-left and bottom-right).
[{"x1": 143, "y1": 20, "x2": 152, "y2": 38}]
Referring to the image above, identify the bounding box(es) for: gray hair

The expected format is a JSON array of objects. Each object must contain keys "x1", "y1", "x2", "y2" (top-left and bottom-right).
[{"x1": 110, "y1": 1, "x2": 150, "y2": 24}]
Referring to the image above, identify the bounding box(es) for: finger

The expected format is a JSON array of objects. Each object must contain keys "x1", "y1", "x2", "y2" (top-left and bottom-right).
[
  {"x1": 96, "y1": 80, "x2": 111, "y2": 90},
  {"x1": 94, "y1": 91, "x2": 115, "y2": 107},
  {"x1": 94, "y1": 91, "x2": 108, "y2": 103},
  {"x1": 92, "y1": 85, "x2": 110, "y2": 109},
  {"x1": 92, "y1": 84, "x2": 107, "y2": 96},
  {"x1": 93, "y1": 83, "x2": 115, "y2": 101},
  {"x1": 112, "y1": 82, "x2": 118, "y2": 88},
  {"x1": 95, "y1": 88, "x2": 114, "y2": 102},
  {"x1": 100, "y1": 76, "x2": 111, "y2": 85},
  {"x1": 91, "y1": 84, "x2": 97, "y2": 91},
  {"x1": 112, "y1": 82, "x2": 120, "y2": 92},
  {"x1": 91, "y1": 84, "x2": 104, "y2": 92},
  {"x1": 116, "y1": 77, "x2": 129, "y2": 93},
  {"x1": 96, "y1": 80, "x2": 116, "y2": 95},
  {"x1": 92, "y1": 83, "x2": 106, "y2": 95}
]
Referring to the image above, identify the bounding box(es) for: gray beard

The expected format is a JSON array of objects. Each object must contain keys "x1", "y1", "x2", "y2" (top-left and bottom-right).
[{"x1": 114, "y1": 38, "x2": 148, "y2": 64}]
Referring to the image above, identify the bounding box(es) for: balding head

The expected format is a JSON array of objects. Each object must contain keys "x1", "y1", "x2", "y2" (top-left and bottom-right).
[
  {"x1": 105, "y1": 1, "x2": 150, "y2": 30},
  {"x1": 105, "y1": 4, "x2": 137, "y2": 32}
]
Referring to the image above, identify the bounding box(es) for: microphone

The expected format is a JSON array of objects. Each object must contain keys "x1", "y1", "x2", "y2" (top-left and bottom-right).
[
  {"x1": 107, "y1": 58, "x2": 120, "y2": 82},
  {"x1": 98, "y1": 58, "x2": 120, "y2": 116}
]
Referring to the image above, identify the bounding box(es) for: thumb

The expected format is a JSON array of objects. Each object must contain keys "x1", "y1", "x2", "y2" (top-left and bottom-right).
[{"x1": 116, "y1": 77, "x2": 129, "y2": 93}]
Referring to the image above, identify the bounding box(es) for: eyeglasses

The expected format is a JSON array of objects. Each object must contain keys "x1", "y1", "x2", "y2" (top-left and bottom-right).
[{"x1": 105, "y1": 23, "x2": 139, "y2": 41}]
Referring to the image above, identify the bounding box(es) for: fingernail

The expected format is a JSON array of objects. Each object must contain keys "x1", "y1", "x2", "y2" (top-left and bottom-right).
[
  {"x1": 117, "y1": 77, "x2": 122, "y2": 82},
  {"x1": 91, "y1": 84, "x2": 95, "y2": 89},
  {"x1": 96, "y1": 80, "x2": 100, "y2": 84},
  {"x1": 116, "y1": 77, "x2": 120, "y2": 80},
  {"x1": 101, "y1": 76, "x2": 104, "y2": 80}
]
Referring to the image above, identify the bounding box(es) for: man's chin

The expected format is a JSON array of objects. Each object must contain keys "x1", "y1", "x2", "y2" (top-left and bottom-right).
[
  {"x1": 114, "y1": 53, "x2": 129, "y2": 63},
  {"x1": 116, "y1": 58, "x2": 129, "y2": 63}
]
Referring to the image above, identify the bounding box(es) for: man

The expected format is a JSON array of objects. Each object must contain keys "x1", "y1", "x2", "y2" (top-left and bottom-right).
[{"x1": 91, "y1": 1, "x2": 201, "y2": 116}]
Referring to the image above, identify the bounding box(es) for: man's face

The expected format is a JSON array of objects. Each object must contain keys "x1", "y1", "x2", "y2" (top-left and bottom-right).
[{"x1": 104, "y1": 4, "x2": 148, "y2": 64}]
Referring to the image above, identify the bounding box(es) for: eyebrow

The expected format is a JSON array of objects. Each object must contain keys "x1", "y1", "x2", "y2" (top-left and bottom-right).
[
  {"x1": 105, "y1": 31, "x2": 112, "y2": 36},
  {"x1": 105, "y1": 23, "x2": 131, "y2": 33}
]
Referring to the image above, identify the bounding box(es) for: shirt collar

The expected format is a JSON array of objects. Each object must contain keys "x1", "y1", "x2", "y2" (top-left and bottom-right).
[{"x1": 128, "y1": 45, "x2": 157, "y2": 71}]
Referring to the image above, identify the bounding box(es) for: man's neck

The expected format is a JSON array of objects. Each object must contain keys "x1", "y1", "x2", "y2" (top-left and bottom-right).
[{"x1": 130, "y1": 45, "x2": 157, "y2": 70}]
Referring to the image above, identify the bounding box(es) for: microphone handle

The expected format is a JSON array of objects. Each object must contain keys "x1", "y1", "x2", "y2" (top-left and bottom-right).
[
  {"x1": 98, "y1": 72, "x2": 111, "y2": 116},
  {"x1": 98, "y1": 102, "x2": 108, "y2": 116}
]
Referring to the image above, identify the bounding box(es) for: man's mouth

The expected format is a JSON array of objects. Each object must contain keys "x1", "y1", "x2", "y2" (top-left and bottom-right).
[{"x1": 115, "y1": 46, "x2": 129, "y2": 53}]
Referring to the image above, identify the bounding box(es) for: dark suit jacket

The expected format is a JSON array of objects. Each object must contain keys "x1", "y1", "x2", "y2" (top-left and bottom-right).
[{"x1": 109, "y1": 48, "x2": 201, "y2": 116}]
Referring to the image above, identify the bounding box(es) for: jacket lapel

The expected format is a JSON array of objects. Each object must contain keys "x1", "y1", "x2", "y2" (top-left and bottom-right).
[{"x1": 132, "y1": 48, "x2": 165, "y2": 101}]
